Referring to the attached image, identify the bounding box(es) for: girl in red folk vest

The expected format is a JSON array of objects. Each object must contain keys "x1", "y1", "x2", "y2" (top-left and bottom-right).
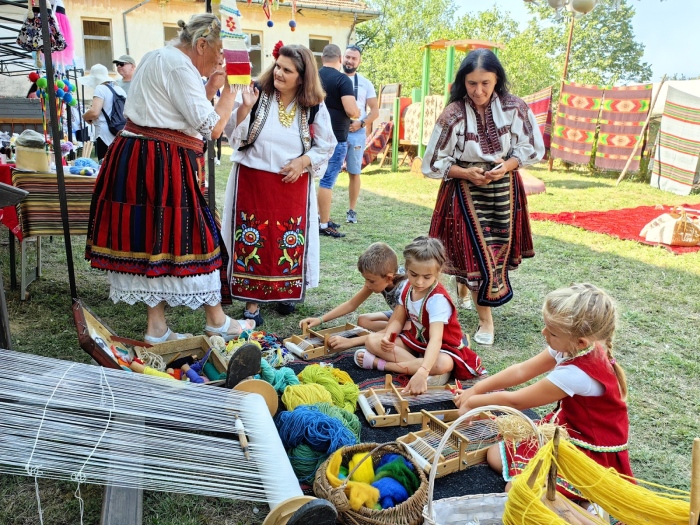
[
  {"x1": 356, "y1": 236, "x2": 485, "y2": 395},
  {"x1": 454, "y1": 283, "x2": 633, "y2": 503}
]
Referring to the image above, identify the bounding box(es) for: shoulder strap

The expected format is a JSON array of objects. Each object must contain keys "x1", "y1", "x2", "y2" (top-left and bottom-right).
[{"x1": 309, "y1": 104, "x2": 319, "y2": 125}]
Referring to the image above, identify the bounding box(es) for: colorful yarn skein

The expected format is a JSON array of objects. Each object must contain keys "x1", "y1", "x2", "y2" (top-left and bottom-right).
[
  {"x1": 297, "y1": 364, "x2": 360, "y2": 413},
  {"x1": 281, "y1": 383, "x2": 333, "y2": 410},
  {"x1": 258, "y1": 358, "x2": 299, "y2": 394}
]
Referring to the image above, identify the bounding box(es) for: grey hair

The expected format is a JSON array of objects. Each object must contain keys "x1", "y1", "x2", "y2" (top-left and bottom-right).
[{"x1": 173, "y1": 14, "x2": 220, "y2": 48}]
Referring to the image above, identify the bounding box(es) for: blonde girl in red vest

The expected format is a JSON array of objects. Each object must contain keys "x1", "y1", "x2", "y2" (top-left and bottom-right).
[
  {"x1": 454, "y1": 283, "x2": 632, "y2": 501},
  {"x1": 356, "y1": 236, "x2": 485, "y2": 395}
]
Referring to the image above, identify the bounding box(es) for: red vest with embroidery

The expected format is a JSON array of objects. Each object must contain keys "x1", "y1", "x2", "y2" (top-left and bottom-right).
[
  {"x1": 400, "y1": 282, "x2": 463, "y2": 347},
  {"x1": 553, "y1": 346, "x2": 631, "y2": 463}
]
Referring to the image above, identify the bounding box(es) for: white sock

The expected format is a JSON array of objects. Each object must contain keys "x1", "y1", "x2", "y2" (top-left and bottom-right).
[{"x1": 320, "y1": 222, "x2": 329, "y2": 229}]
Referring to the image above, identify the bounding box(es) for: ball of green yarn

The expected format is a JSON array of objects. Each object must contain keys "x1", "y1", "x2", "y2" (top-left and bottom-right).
[
  {"x1": 259, "y1": 358, "x2": 299, "y2": 394},
  {"x1": 298, "y1": 365, "x2": 360, "y2": 413},
  {"x1": 288, "y1": 443, "x2": 328, "y2": 483},
  {"x1": 313, "y1": 402, "x2": 361, "y2": 441},
  {"x1": 374, "y1": 458, "x2": 421, "y2": 494}
]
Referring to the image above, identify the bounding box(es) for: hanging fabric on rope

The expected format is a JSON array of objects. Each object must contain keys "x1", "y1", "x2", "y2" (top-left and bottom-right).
[{"x1": 220, "y1": 0, "x2": 252, "y2": 86}]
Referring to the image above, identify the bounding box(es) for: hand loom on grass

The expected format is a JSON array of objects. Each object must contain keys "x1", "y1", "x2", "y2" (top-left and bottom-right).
[
  {"x1": 397, "y1": 409, "x2": 499, "y2": 478},
  {"x1": 283, "y1": 322, "x2": 370, "y2": 360},
  {"x1": 357, "y1": 374, "x2": 461, "y2": 427},
  {"x1": 0, "y1": 348, "x2": 335, "y2": 525}
]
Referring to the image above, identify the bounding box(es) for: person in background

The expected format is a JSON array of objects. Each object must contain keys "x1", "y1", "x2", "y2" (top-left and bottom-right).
[
  {"x1": 78, "y1": 64, "x2": 127, "y2": 161},
  {"x1": 222, "y1": 43, "x2": 336, "y2": 322},
  {"x1": 317, "y1": 44, "x2": 359, "y2": 238},
  {"x1": 112, "y1": 54, "x2": 137, "y2": 95},
  {"x1": 85, "y1": 14, "x2": 254, "y2": 344},
  {"x1": 422, "y1": 49, "x2": 544, "y2": 346},
  {"x1": 342, "y1": 45, "x2": 378, "y2": 224},
  {"x1": 454, "y1": 283, "x2": 632, "y2": 511}
]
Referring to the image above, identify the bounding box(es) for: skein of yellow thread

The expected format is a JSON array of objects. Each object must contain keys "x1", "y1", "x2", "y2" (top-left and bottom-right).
[
  {"x1": 281, "y1": 383, "x2": 333, "y2": 411},
  {"x1": 348, "y1": 452, "x2": 376, "y2": 484},
  {"x1": 130, "y1": 361, "x2": 177, "y2": 380},
  {"x1": 297, "y1": 364, "x2": 359, "y2": 413},
  {"x1": 504, "y1": 438, "x2": 690, "y2": 525}
]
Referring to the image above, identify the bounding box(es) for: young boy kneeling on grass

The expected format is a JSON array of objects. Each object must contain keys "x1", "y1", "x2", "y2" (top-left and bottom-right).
[{"x1": 299, "y1": 242, "x2": 406, "y2": 351}]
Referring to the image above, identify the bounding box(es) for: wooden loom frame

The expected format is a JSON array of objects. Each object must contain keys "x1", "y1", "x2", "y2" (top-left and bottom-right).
[
  {"x1": 397, "y1": 409, "x2": 497, "y2": 478},
  {"x1": 357, "y1": 374, "x2": 459, "y2": 427},
  {"x1": 283, "y1": 322, "x2": 370, "y2": 360}
]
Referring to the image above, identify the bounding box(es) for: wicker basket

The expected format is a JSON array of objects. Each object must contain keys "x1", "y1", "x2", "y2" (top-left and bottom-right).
[
  {"x1": 313, "y1": 441, "x2": 428, "y2": 525},
  {"x1": 422, "y1": 406, "x2": 545, "y2": 525}
]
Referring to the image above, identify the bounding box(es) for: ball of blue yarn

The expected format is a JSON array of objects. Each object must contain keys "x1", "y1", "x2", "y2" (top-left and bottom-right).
[
  {"x1": 371, "y1": 477, "x2": 409, "y2": 509},
  {"x1": 275, "y1": 405, "x2": 357, "y2": 453},
  {"x1": 377, "y1": 453, "x2": 414, "y2": 470}
]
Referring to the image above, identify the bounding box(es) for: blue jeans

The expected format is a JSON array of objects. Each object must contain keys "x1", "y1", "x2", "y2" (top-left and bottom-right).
[
  {"x1": 345, "y1": 129, "x2": 366, "y2": 175},
  {"x1": 319, "y1": 141, "x2": 348, "y2": 189}
]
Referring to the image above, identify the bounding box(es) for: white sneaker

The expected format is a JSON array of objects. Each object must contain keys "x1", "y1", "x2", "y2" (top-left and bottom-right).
[
  {"x1": 214, "y1": 159, "x2": 221, "y2": 166},
  {"x1": 426, "y1": 371, "x2": 451, "y2": 386}
]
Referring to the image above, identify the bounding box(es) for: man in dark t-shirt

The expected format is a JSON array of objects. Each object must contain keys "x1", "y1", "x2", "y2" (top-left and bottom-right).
[{"x1": 318, "y1": 44, "x2": 359, "y2": 238}]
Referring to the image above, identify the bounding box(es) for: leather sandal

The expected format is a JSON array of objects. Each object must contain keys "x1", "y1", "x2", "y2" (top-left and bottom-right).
[
  {"x1": 143, "y1": 328, "x2": 192, "y2": 344},
  {"x1": 225, "y1": 342, "x2": 262, "y2": 389},
  {"x1": 204, "y1": 316, "x2": 255, "y2": 342},
  {"x1": 473, "y1": 325, "x2": 494, "y2": 346}
]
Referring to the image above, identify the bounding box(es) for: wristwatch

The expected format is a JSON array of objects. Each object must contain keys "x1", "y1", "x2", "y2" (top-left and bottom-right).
[{"x1": 360, "y1": 119, "x2": 366, "y2": 128}]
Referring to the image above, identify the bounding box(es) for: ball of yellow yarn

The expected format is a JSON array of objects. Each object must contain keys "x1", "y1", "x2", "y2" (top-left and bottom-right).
[
  {"x1": 297, "y1": 364, "x2": 360, "y2": 413},
  {"x1": 281, "y1": 383, "x2": 333, "y2": 411},
  {"x1": 348, "y1": 452, "x2": 376, "y2": 484}
]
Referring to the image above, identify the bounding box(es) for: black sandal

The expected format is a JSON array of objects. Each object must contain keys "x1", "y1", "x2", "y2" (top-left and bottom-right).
[{"x1": 225, "y1": 343, "x2": 262, "y2": 389}]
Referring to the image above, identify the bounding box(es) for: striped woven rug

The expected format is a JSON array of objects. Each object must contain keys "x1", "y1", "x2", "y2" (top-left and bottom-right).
[
  {"x1": 11, "y1": 170, "x2": 96, "y2": 240},
  {"x1": 595, "y1": 83, "x2": 652, "y2": 171},
  {"x1": 521, "y1": 86, "x2": 553, "y2": 157},
  {"x1": 650, "y1": 86, "x2": 700, "y2": 195},
  {"x1": 551, "y1": 81, "x2": 604, "y2": 165}
]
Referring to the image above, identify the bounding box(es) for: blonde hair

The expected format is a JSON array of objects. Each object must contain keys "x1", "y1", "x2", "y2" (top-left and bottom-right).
[
  {"x1": 543, "y1": 283, "x2": 627, "y2": 400},
  {"x1": 357, "y1": 243, "x2": 399, "y2": 277},
  {"x1": 403, "y1": 236, "x2": 447, "y2": 275},
  {"x1": 175, "y1": 14, "x2": 221, "y2": 49}
]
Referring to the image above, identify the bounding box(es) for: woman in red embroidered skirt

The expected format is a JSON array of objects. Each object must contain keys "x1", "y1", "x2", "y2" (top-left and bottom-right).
[
  {"x1": 85, "y1": 14, "x2": 254, "y2": 343},
  {"x1": 454, "y1": 283, "x2": 633, "y2": 502},
  {"x1": 422, "y1": 49, "x2": 545, "y2": 347}
]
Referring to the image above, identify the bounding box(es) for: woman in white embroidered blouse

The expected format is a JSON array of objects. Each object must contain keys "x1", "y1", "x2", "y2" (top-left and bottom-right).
[
  {"x1": 85, "y1": 14, "x2": 256, "y2": 345},
  {"x1": 422, "y1": 49, "x2": 544, "y2": 347},
  {"x1": 222, "y1": 44, "x2": 336, "y2": 324}
]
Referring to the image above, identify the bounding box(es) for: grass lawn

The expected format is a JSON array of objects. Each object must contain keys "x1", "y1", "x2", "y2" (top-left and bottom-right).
[{"x1": 1, "y1": 149, "x2": 699, "y2": 524}]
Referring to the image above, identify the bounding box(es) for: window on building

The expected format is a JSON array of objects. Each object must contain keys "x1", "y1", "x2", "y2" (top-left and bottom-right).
[
  {"x1": 244, "y1": 31, "x2": 263, "y2": 78},
  {"x1": 83, "y1": 20, "x2": 113, "y2": 71},
  {"x1": 164, "y1": 25, "x2": 179, "y2": 46},
  {"x1": 309, "y1": 37, "x2": 331, "y2": 69}
]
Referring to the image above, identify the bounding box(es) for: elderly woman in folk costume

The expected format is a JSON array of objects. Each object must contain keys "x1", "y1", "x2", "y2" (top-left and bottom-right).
[
  {"x1": 422, "y1": 49, "x2": 544, "y2": 347},
  {"x1": 85, "y1": 14, "x2": 255, "y2": 344},
  {"x1": 222, "y1": 43, "x2": 336, "y2": 324}
]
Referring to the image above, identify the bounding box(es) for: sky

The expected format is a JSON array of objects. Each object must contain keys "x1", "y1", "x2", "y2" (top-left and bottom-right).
[{"x1": 456, "y1": 0, "x2": 699, "y2": 81}]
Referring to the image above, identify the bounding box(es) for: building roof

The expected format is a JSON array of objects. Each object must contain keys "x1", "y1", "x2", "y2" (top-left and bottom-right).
[{"x1": 247, "y1": 0, "x2": 380, "y2": 22}]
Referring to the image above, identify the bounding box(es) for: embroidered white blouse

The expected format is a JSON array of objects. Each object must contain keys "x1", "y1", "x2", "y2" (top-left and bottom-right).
[
  {"x1": 123, "y1": 45, "x2": 219, "y2": 140},
  {"x1": 221, "y1": 95, "x2": 336, "y2": 292},
  {"x1": 422, "y1": 94, "x2": 545, "y2": 180}
]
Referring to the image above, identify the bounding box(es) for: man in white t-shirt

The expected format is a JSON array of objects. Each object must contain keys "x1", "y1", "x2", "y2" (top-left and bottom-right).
[{"x1": 343, "y1": 45, "x2": 378, "y2": 224}]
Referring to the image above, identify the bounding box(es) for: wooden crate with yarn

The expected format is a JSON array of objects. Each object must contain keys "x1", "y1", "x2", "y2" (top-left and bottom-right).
[
  {"x1": 134, "y1": 335, "x2": 228, "y2": 382},
  {"x1": 284, "y1": 322, "x2": 370, "y2": 360},
  {"x1": 314, "y1": 441, "x2": 428, "y2": 525}
]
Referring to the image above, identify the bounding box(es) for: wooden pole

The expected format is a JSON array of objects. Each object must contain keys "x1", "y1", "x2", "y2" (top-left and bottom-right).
[
  {"x1": 546, "y1": 427, "x2": 561, "y2": 502},
  {"x1": 417, "y1": 46, "x2": 431, "y2": 158},
  {"x1": 690, "y1": 438, "x2": 700, "y2": 525},
  {"x1": 615, "y1": 75, "x2": 667, "y2": 186},
  {"x1": 391, "y1": 97, "x2": 399, "y2": 172},
  {"x1": 549, "y1": 15, "x2": 576, "y2": 171}
]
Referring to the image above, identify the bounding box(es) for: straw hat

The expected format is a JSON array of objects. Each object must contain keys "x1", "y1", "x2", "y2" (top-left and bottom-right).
[{"x1": 77, "y1": 64, "x2": 113, "y2": 89}]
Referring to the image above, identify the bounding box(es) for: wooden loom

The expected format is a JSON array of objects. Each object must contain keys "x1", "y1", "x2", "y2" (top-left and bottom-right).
[
  {"x1": 283, "y1": 322, "x2": 370, "y2": 360},
  {"x1": 357, "y1": 374, "x2": 460, "y2": 427},
  {"x1": 397, "y1": 409, "x2": 499, "y2": 478}
]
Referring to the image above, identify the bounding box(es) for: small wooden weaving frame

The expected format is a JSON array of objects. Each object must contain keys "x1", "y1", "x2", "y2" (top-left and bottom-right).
[
  {"x1": 357, "y1": 374, "x2": 458, "y2": 427},
  {"x1": 283, "y1": 322, "x2": 370, "y2": 360},
  {"x1": 397, "y1": 409, "x2": 497, "y2": 478}
]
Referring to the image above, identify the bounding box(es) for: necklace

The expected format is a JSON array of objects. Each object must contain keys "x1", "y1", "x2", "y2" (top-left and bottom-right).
[{"x1": 276, "y1": 91, "x2": 297, "y2": 128}]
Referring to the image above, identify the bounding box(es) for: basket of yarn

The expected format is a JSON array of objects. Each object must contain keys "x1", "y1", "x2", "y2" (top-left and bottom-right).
[
  {"x1": 422, "y1": 405, "x2": 544, "y2": 525},
  {"x1": 313, "y1": 441, "x2": 428, "y2": 525}
]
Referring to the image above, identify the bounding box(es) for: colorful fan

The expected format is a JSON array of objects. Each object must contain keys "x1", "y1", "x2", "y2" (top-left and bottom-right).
[{"x1": 220, "y1": 0, "x2": 251, "y2": 86}]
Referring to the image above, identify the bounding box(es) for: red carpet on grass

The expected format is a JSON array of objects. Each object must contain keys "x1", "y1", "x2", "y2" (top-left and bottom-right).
[{"x1": 530, "y1": 204, "x2": 700, "y2": 254}]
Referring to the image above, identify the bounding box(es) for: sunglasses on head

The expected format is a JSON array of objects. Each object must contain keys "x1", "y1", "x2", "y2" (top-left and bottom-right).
[{"x1": 115, "y1": 62, "x2": 126, "y2": 67}]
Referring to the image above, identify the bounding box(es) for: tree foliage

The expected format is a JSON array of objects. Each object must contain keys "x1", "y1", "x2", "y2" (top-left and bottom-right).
[{"x1": 356, "y1": 0, "x2": 652, "y2": 100}]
